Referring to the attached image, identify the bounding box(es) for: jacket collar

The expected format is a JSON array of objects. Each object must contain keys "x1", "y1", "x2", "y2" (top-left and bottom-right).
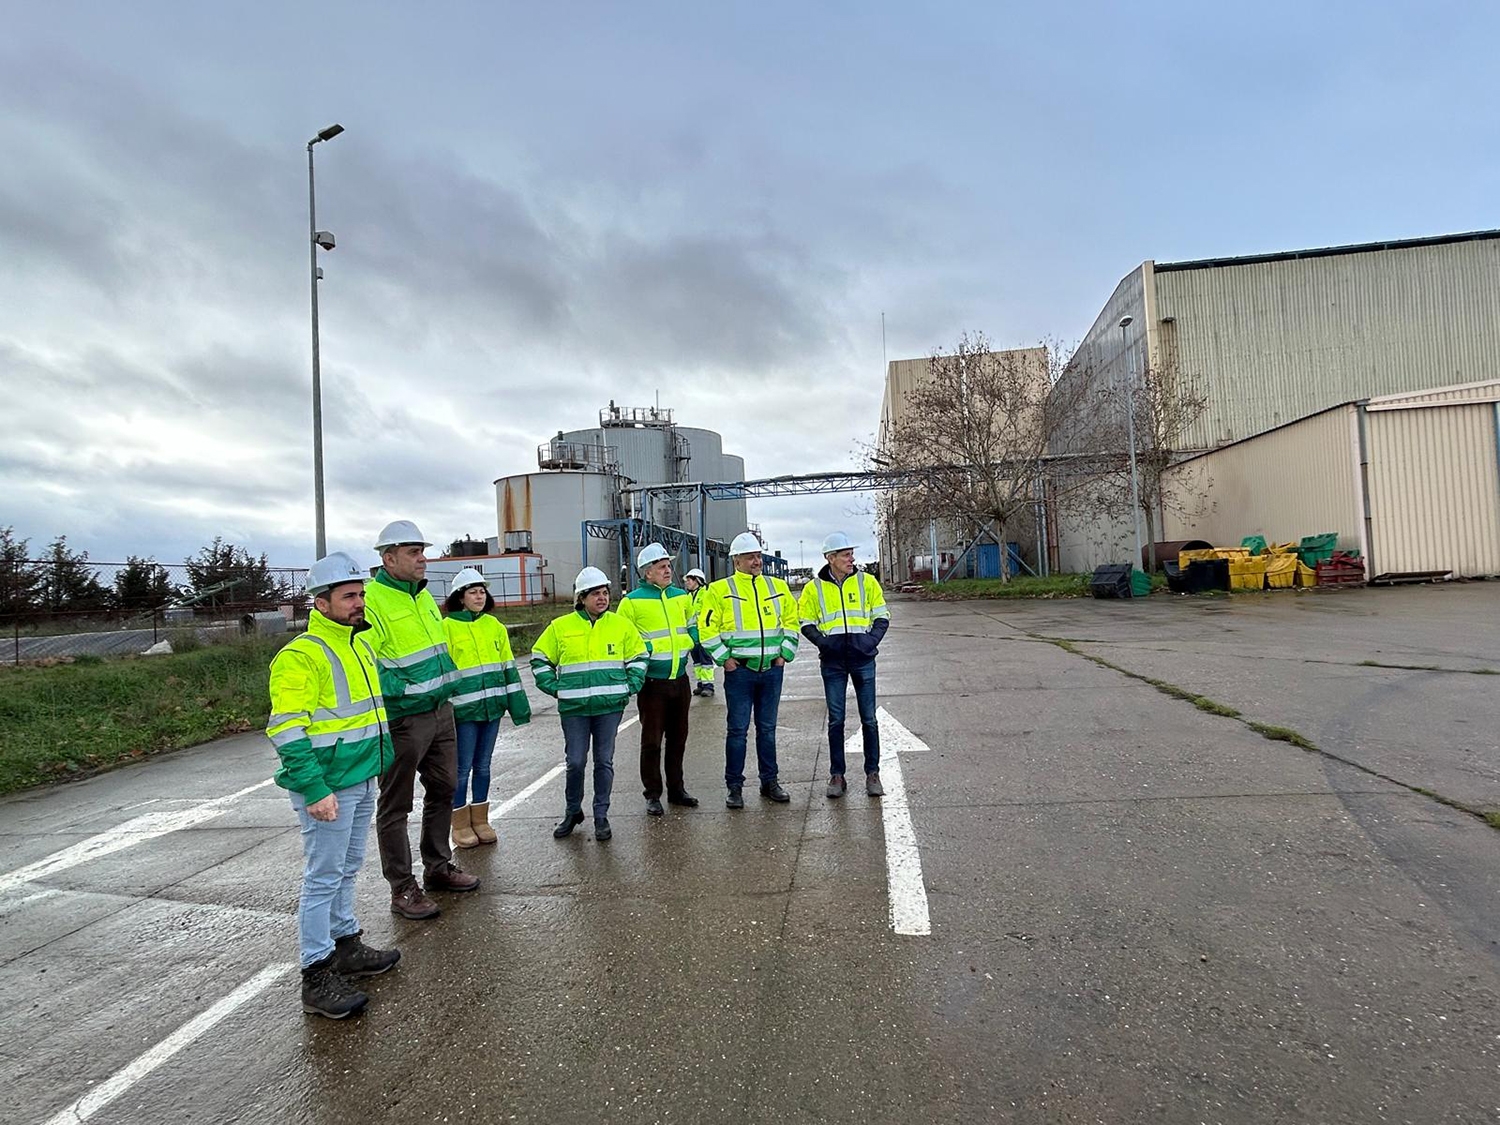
[
  {"x1": 374, "y1": 567, "x2": 426, "y2": 596},
  {"x1": 309, "y1": 609, "x2": 371, "y2": 642},
  {"x1": 448, "y1": 609, "x2": 480, "y2": 623}
]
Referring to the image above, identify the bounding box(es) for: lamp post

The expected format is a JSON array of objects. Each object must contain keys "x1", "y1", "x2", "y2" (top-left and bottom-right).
[
  {"x1": 1118, "y1": 315, "x2": 1143, "y2": 570},
  {"x1": 307, "y1": 122, "x2": 344, "y2": 559}
]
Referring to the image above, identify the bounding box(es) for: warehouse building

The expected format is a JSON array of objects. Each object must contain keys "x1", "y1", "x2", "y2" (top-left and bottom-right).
[
  {"x1": 1162, "y1": 379, "x2": 1500, "y2": 581},
  {"x1": 494, "y1": 403, "x2": 751, "y2": 588},
  {"x1": 1049, "y1": 230, "x2": 1500, "y2": 572}
]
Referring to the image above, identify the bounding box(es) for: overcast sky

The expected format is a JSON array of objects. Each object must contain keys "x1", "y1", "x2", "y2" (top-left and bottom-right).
[{"x1": 3, "y1": 1, "x2": 1497, "y2": 571}]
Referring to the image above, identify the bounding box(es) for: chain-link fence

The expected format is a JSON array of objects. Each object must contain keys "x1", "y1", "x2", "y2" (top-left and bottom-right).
[{"x1": 1, "y1": 558, "x2": 310, "y2": 664}]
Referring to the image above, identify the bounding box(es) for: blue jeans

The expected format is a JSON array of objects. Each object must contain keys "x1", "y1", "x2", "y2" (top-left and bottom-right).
[
  {"x1": 723, "y1": 663, "x2": 784, "y2": 787},
  {"x1": 821, "y1": 659, "x2": 880, "y2": 776},
  {"x1": 290, "y1": 777, "x2": 377, "y2": 970},
  {"x1": 561, "y1": 711, "x2": 622, "y2": 820},
  {"x1": 453, "y1": 718, "x2": 501, "y2": 807}
]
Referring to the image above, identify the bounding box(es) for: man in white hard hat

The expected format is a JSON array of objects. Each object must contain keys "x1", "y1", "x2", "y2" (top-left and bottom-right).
[
  {"x1": 699, "y1": 532, "x2": 800, "y2": 808},
  {"x1": 798, "y1": 532, "x2": 891, "y2": 798},
  {"x1": 267, "y1": 552, "x2": 400, "y2": 1019},
  {"x1": 617, "y1": 543, "x2": 699, "y2": 815},
  {"x1": 363, "y1": 520, "x2": 478, "y2": 922},
  {"x1": 682, "y1": 567, "x2": 716, "y2": 697}
]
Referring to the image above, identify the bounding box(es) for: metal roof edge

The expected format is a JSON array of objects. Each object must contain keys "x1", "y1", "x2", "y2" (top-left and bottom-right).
[
  {"x1": 1156, "y1": 229, "x2": 1500, "y2": 273},
  {"x1": 1364, "y1": 378, "x2": 1500, "y2": 411}
]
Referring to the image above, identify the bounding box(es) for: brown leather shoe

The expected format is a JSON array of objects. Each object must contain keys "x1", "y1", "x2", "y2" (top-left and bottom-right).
[
  {"x1": 390, "y1": 881, "x2": 440, "y2": 920},
  {"x1": 425, "y1": 863, "x2": 480, "y2": 894}
]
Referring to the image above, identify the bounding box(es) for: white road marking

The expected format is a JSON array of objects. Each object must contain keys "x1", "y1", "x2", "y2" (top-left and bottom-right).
[
  {"x1": 492, "y1": 713, "x2": 638, "y2": 818},
  {"x1": 41, "y1": 962, "x2": 294, "y2": 1125},
  {"x1": 0, "y1": 886, "x2": 61, "y2": 915},
  {"x1": 0, "y1": 778, "x2": 275, "y2": 894},
  {"x1": 870, "y1": 706, "x2": 932, "y2": 937}
]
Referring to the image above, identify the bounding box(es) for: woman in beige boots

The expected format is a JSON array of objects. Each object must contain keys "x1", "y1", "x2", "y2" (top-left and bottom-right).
[{"x1": 443, "y1": 569, "x2": 531, "y2": 848}]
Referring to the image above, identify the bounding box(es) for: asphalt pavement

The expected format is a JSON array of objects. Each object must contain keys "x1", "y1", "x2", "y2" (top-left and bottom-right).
[{"x1": 2, "y1": 585, "x2": 1498, "y2": 1124}]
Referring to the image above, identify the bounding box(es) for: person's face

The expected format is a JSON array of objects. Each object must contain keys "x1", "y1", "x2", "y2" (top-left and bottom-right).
[
  {"x1": 317, "y1": 582, "x2": 366, "y2": 626},
  {"x1": 645, "y1": 558, "x2": 673, "y2": 588},
  {"x1": 582, "y1": 586, "x2": 611, "y2": 614},
  {"x1": 828, "y1": 548, "x2": 856, "y2": 579},
  {"x1": 733, "y1": 552, "x2": 763, "y2": 576},
  {"x1": 684, "y1": 576, "x2": 701, "y2": 592},
  {"x1": 461, "y1": 584, "x2": 489, "y2": 612},
  {"x1": 383, "y1": 543, "x2": 427, "y2": 583}
]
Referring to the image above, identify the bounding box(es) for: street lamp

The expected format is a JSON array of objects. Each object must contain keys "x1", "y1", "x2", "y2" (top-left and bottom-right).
[
  {"x1": 307, "y1": 122, "x2": 344, "y2": 559},
  {"x1": 1118, "y1": 314, "x2": 1143, "y2": 571}
]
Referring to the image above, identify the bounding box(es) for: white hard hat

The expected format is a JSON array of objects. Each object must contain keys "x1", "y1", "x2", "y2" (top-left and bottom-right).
[
  {"x1": 729, "y1": 532, "x2": 762, "y2": 557},
  {"x1": 574, "y1": 566, "x2": 610, "y2": 596},
  {"x1": 307, "y1": 552, "x2": 368, "y2": 597},
  {"x1": 373, "y1": 520, "x2": 432, "y2": 551},
  {"x1": 636, "y1": 542, "x2": 670, "y2": 568},
  {"x1": 821, "y1": 531, "x2": 857, "y2": 555},
  {"x1": 684, "y1": 568, "x2": 707, "y2": 582},
  {"x1": 450, "y1": 567, "x2": 486, "y2": 592}
]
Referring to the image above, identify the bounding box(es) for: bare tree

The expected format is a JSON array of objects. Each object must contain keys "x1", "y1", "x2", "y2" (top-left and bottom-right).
[
  {"x1": 1086, "y1": 362, "x2": 1212, "y2": 570},
  {"x1": 877, "y1": 332, "x2": 1112, "y2": 581}
]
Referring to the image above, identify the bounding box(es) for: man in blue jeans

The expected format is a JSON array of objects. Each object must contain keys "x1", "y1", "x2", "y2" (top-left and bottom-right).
[
  {"x1": 797, "y1": 532, "x2": 891, "y2": 799},
  {"x1": 700, "y1": 532, "x2": 801, "y2": 808},
  {"x1": 267, "y1": 552, "x2": 401, "y2": 1019}
]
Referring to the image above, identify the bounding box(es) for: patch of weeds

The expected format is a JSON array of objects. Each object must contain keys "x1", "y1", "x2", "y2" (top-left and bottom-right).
[
  {"x1": 1245, "y1": 722, "x2": 1317, "y2": 751},
  {"x1": 1485, "y1": 811, "x2": 1500, "y2": 830},
  {"x1": 73, "y1": 654, "x2": 104, "y2": 666},
  {"x1": 1357, "y1": 659, "x2": 1500, "y2": 676}
]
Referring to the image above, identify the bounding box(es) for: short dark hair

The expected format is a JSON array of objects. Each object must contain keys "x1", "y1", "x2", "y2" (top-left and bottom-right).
[{"x1": 445, "y1": 584, "x2": 494, "y2": 613}]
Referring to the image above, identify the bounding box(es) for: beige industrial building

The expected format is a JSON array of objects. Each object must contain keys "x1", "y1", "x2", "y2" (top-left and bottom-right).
[
  {"x1": 877, "y1": 347, "x2": 1050, "y2": 581},
  {"x1": 1162, "y1": 379, "x2": 1500, "y2": 580},
  {"x1": 1049, "y1": 230, "x2": 1500, "y2": 572}
]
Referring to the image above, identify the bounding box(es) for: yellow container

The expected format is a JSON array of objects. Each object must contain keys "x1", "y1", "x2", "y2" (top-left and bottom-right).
[
  {"x1": 1215, "y1": 547, "x2": 1252, "y2": 562},
  {"x1": 1229, "y1": 555, "x2": 1268, "y2": 590},
  {"x1": 1178, "y1": 548, "x2": 1219, "y2": 567},
  {"x1": 1296, "y1": 562, "x2": 1318, "y2": 587},
  {"x1": 1265, "y1": 554, "x2": 1298, "y2": 588}
]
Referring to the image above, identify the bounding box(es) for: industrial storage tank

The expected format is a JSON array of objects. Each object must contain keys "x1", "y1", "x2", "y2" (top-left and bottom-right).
[
  {"x1": 494, "y1": 471, "x2": 616, "y2": 594},
  {"x1": 711, "y1": 454, "x2": 749, "y2": 543}
]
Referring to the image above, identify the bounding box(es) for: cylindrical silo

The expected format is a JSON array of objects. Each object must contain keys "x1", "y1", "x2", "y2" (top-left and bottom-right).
[
  {"x1": 711, "y1": 454, "x2": 748, "y2": 545},
  {"x1": 495, "y1": 470, "x2": 618, "y2": 597}
]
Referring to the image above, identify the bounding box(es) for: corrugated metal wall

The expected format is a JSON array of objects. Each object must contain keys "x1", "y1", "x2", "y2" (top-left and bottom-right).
[
  {"x1": 1366, "y1": 404, "x2": 1500, "y2": 578},
  {"x1": 1161, "y1": 406, "x2": 1361, "y2": 550},
  {"x1": 1158, "y1": 238, "x2": 1500, "y2": 449}
]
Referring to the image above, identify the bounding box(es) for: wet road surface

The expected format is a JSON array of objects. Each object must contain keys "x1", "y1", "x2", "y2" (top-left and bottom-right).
[{"x1": 3, "y1": 586, "x2": 1499, "y2": 1124}]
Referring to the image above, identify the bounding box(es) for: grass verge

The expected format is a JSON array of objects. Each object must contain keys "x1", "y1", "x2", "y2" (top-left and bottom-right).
[
  {"x1": 919, "y1": 573, "x2": 1169, "y2": 600},
  {"x1": 0, "y1": 638, "x2": 288, "y2": 796}
]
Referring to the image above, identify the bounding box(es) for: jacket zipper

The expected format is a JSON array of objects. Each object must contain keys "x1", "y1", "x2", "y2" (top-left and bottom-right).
[
  {"x1": 351, "y1": 633, "x2": 390, "y2": 777},
  {"x1": 753, "y1": 574, "x2": 766, "y2": 670}
]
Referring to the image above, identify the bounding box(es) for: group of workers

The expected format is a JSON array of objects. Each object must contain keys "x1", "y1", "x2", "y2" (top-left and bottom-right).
[{"x1": 267, "y1": 521, "x2": 890, "y2": 1019}]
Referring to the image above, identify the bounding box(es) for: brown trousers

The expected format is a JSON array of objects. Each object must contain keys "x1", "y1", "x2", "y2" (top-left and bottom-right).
[
  {"x1": 636, "y1": 675, "x2": 690, "y2": 799},
  {"x1": 377, "y1": 702, "x2": 457, "y2": 889}
]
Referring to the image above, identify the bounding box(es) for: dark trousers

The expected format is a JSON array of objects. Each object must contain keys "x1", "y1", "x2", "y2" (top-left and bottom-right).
[
  {"x1": 637, "y1": 675, "x2": 690, "y2": 798},
  {"x1": 561, "y1": 711, "x2": 622, "y2": 820},
  {"x1": 377, "y1": 703, "x2": 457, "y2": 889},
  {"x1": 723, "y1": 663, "x2": 784, "y2": 787},
  {"x1": 822, "y1": 658, "x2": 880, "y2": 776}
]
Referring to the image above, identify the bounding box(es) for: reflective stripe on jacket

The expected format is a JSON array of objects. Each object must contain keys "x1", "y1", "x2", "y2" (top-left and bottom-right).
[
  {"x1": 699, "y1": 571, "x2": 800, "y2": 670},
  {"x1": 267, "y1": 610, "x2": 391, "y2": 803},
  {"x1": 797, "y1": 570, "x2": 889, "y2": 636},
  {"x1": 361, "y1": 569, "x2": 458, "y2": 719},
  {"x1": 617, "y1": 582, "x2": 698, "y2": 680},
  {"x1": 443, "y1": 610, "x2": 532, "y2": 726},
  {"x1": 529, "y1": 609, "x2": 649, "y2": 717}
]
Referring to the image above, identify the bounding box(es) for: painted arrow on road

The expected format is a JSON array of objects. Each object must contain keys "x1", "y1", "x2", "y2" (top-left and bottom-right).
[{"x1": 859, "y1": 705, "x2": 932, "y2": 936}]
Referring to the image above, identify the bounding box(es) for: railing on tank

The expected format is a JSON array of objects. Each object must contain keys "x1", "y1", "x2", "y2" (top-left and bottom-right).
[{"x1": 537, "y1": 440, "x2": 619, "y2": 473}]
